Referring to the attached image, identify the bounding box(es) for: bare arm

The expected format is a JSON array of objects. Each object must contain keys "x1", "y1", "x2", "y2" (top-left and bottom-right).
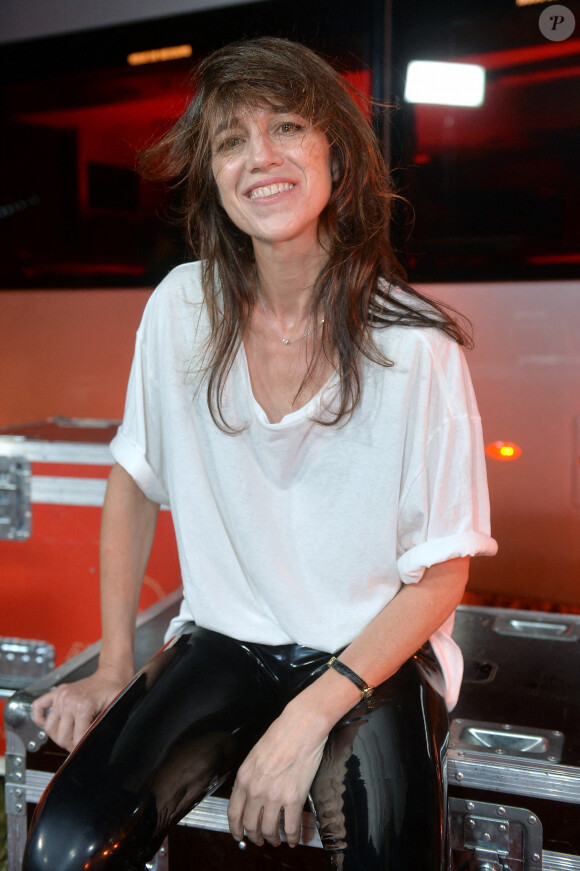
[
  {"x1": 227, "y1": 556, "x2": 469, "y2": 847},
  {"x1": 32, "y1": 463, "x2": 160, "y2": 750}
]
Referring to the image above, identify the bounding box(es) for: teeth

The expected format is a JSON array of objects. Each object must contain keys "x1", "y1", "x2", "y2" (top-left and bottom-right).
[{"x1": 250, "y1": 183, "x2": 294, "y2": 199}]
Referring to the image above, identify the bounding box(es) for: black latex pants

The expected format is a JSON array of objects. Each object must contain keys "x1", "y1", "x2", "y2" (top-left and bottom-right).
[{"x1": 22, "y1": 625, "x2": 449, "y2": 871}]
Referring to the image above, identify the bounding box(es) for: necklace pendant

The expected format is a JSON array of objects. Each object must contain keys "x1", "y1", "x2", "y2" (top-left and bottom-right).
[{"x1": 282, "y1": 338, "x2": 290, "y2": 345}]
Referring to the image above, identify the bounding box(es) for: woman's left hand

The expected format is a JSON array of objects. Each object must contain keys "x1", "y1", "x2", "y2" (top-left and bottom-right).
[{"x1": 227, "y1": 705, "x2": 328, "y2": 848}]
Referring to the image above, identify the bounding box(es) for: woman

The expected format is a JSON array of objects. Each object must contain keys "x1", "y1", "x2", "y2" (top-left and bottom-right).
[{"x1": 24, "y1": 37, "x2": 496, "y2": 871}]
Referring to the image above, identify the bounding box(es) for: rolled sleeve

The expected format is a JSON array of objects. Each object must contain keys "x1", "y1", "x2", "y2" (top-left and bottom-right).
[
  {"x1": 110, "y1": 428, "x2": 169, "y2": 505},
  {"x1": 108, "y1": 292, "x2": 170, "y2": 506},
  {"x1": 396, "y1": 338, "x2": 498, "y2": 585},
  {"x1": 398, "y1": 531, "x2": 497, "y2": 584}
]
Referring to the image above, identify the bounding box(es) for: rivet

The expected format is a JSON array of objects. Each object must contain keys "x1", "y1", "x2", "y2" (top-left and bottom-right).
[
  {"x1": 528, "y1": 815, "x2": 538, "y2": 826},
  {"x1": 502, "y1": 724, "x2": 512, "y2": 730},
  {"x1": 466, "y1": 801, "x2": 475, "y2": 811},
  {"x1": 13, "y1": 771, "x2": 23, "y2": 781},
  {"x1": 456, "y1": 771, "x2": 465, "y2": 781},
  {"x1": 547, "y1": 755, "x2": 557, "y2": 762},
  {"x1": 466, "y1": 819, "x2": 476, "y2": 830},
  {"x1": 532, "y1": 853, "x2": 541, "y2": 863},
  {"x1": 14, "y1": 757, "x2": 23, "y2": 767},
  {"x1": 238, "y1": 840, "x2": 248, "y2": 850},
  {"x1": 159, "y1": 847, "x2": 166, "y2": 856},
  {"x1": 499, "y1": 824, "x2": 508, "y2": 833},
  {"x1": 27, "y1": 741, "x2": 37, "y2": 752},
  {"x1": 497, "y1": 807, "x2": 506, "y2": 816},
  {"x1": 15, "y1": 803, "x2": 23, "y2": 813},
  {"x1": 14, "y1": 789, "x2": 23, "y2": 798},
  {"x1": 483, "y1": 832, "x2": 491, "y2": 841},
  {"x1": 38, "y1": 731, "x2": 46, "y2": 741}
]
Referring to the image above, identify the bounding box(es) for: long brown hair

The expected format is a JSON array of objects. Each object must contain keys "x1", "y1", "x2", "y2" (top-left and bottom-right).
[{"x1": 141, "y1": 37, "x2": 471, "y2": 430}]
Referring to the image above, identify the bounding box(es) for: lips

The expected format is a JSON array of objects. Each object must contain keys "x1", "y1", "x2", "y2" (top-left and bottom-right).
[{"x1": 248, "y1": 182, "x2": 295, "y2": 200}]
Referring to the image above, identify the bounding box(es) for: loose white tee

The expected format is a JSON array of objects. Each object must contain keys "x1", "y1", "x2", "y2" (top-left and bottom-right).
[{"x1": 110, "y1": 262, "x2": 497, "y2": 708}]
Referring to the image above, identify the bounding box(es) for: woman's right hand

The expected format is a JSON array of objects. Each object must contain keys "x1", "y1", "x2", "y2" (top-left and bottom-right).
[{"x1": 31, "y1": 664, "x2": 132, "y2": 752}]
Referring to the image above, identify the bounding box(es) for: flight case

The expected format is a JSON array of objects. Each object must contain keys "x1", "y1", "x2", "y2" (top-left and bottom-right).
[
  {"x1": 4, "y1": 603, "x2": 580, "y2": 870},
  {"x1": 448, "y1": 605, "x2": 580, "y2": 869}
]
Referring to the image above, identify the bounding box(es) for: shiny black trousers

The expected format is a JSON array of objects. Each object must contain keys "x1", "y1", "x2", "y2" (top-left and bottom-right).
[{"x1": 23, "y1": 626, "x2": 449, "y2": 871}]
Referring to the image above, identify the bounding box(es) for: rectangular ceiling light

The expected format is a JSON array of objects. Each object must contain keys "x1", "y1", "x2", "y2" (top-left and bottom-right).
[
  {"x1": 127, "y1": 44, "x2": 192, "y2": 66},
  {"x1": 404, "y1": 60, "x2": 486, "y2": 107}
]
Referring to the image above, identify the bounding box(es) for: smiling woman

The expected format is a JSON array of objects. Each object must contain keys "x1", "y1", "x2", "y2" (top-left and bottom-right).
[
  {"x1": 21, "y1": 37, "x2": 496, "y2": 871},
  {"x1": 210, "y1": 109, "x2": 333, "y2": 258}
]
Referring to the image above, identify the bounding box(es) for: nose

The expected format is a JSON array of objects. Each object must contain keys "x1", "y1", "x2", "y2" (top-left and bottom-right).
[{"x1": 247, "y1": 131, "x2": 283, "y2": 172}]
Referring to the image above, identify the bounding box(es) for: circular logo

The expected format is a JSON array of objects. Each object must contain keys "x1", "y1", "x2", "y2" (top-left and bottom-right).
[{"x1": 539, "y1": 4, "x2": 576, "y2": 41}]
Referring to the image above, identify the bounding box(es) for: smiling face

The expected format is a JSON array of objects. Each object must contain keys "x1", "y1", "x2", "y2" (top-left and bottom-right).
[{"x1": 210, "y1": 107, "x2": 333, "y2": 255}]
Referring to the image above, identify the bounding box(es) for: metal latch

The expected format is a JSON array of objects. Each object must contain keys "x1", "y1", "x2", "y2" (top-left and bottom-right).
[
  {"x1": 0, "y1": 456, "x2": 31, "y2": 540},
  {"x1": 449, "y1": 798, "x2": 543, "y2": 871},
  {"x1": 493, "y1": 613, "x2": 579, "y2": 642},
  {"x1": 450, "y1": 718, "x2": 564, "y2": 763}
]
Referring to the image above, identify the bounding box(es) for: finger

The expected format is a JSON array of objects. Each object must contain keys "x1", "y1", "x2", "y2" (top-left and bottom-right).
[
  {"x1": 280, "y1": 803, "x2": 302, "y2": 848},
  {"x1": 31, "y1": 699, "x2": 49, "y2": 727},
  {"x1": 240, "y1": 802, "x2": 265, "y2": 847},
  {"x1": 49, "y1": 709, "x2": 76, "y2": 752},
  {"x1": 32, "y1": 691, "x2": 57, "y2": 726},
  {"x1": 260, "y1": 805, "x2": 282, "y2": 847},
  {"x1": 227, "y1": 783, "x2": 246, "y2": 842}
]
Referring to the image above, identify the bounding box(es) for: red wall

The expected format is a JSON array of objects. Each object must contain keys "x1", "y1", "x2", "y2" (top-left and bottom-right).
[{"x1": 0, "y1": 288, "x2": 152, "y2": 427}]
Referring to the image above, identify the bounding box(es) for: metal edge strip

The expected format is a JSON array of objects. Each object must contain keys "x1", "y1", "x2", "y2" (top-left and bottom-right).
[
  {"x1": 31, "y1": 476, "x2": 107, "y2": 506},
  {"x1": 17, "y1": 770, "x2": 580, "y2": 860},
  {"x1": 455, "y1": 603, "x2": 580, "y2": 628},
  {"x1": 543, "y1": 851, "x2": 580, "y2": 871},
  {"x1": 0, "y1": 440, "x2": 114, "y2": 465},
  {"x1": 448, "y1": 749, "x2": 580, "y2": 803},
  {"x1": 20, "y1": 772, "x2": 323, "y2": 848}
]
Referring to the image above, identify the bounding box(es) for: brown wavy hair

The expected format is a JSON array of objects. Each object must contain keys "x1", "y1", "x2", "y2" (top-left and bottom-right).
[{"x1": 140, "y1": 37, "x2": 471, "y2": 430}]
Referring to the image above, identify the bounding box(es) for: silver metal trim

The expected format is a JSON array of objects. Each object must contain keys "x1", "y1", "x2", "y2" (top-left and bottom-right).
[
  {"x1": 493, "y1": 614, "x2": 580, "y2": 642},
  {"x1": 543, "y1": 852, "x2": 580, "y2": 871},
  {"x1": 456, "y1": 604, "x2": 580, "y2": 627},
  {"x1": 0, "y1": 437, "x2": 114, "y2": 466},
  {"x1": 31, "y1": 475, "x2": 107, "y2": 506},
  {"x1": 12, "y1": 767, "x2": 580, "y2": 864},
  {"x1": 17, "y1": 772, "x2": 324, "y2": 848},
  {"x1": 448, "y1": 748, "x2": 580, "y2": 803}
]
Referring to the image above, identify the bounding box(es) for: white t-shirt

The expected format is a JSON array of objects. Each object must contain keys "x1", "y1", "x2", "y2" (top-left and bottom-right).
[{"x1": 110, "y1": 262, "x2": 497, "y2": 708}]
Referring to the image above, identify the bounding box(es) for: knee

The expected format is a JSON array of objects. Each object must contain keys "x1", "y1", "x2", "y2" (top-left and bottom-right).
[
  {"x1": 23, "y1": 808, "x2": 112, "y2": 871},
  {"x1": 22, "y1": 789, "x2": 152, "y2": 871}
]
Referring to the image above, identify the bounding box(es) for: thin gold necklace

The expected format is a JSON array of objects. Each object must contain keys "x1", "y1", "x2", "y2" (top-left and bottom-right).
[{"x1": 256, "y1": 285, "x2": 325, "y2": 345}]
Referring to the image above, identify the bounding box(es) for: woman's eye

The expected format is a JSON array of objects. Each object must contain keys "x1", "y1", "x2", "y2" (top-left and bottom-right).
[
  {"x1": 277, "y1": 122, "x2": 303, "y2": 135},
  {"x1": 216, "y1": 135, "x2": 243, "y2": 153}
]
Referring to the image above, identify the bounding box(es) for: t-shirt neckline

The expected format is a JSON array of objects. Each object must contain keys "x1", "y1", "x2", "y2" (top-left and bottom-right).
[{"x1": 237, "y1": 343, "x2": 338, "y2": 429}]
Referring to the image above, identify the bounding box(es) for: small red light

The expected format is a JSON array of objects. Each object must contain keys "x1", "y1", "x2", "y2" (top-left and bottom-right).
[{"x1": 485, "y1": 441, "x2": 522, "y2": 462}]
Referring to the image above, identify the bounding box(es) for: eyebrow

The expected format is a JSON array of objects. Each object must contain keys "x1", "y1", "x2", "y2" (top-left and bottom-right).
[
  {"x1": 211, "y1": 106, "x2": 301, "y2": 140},
  {"x1": 212, "y1": 117, "x2": 243, "y2": 138}
]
